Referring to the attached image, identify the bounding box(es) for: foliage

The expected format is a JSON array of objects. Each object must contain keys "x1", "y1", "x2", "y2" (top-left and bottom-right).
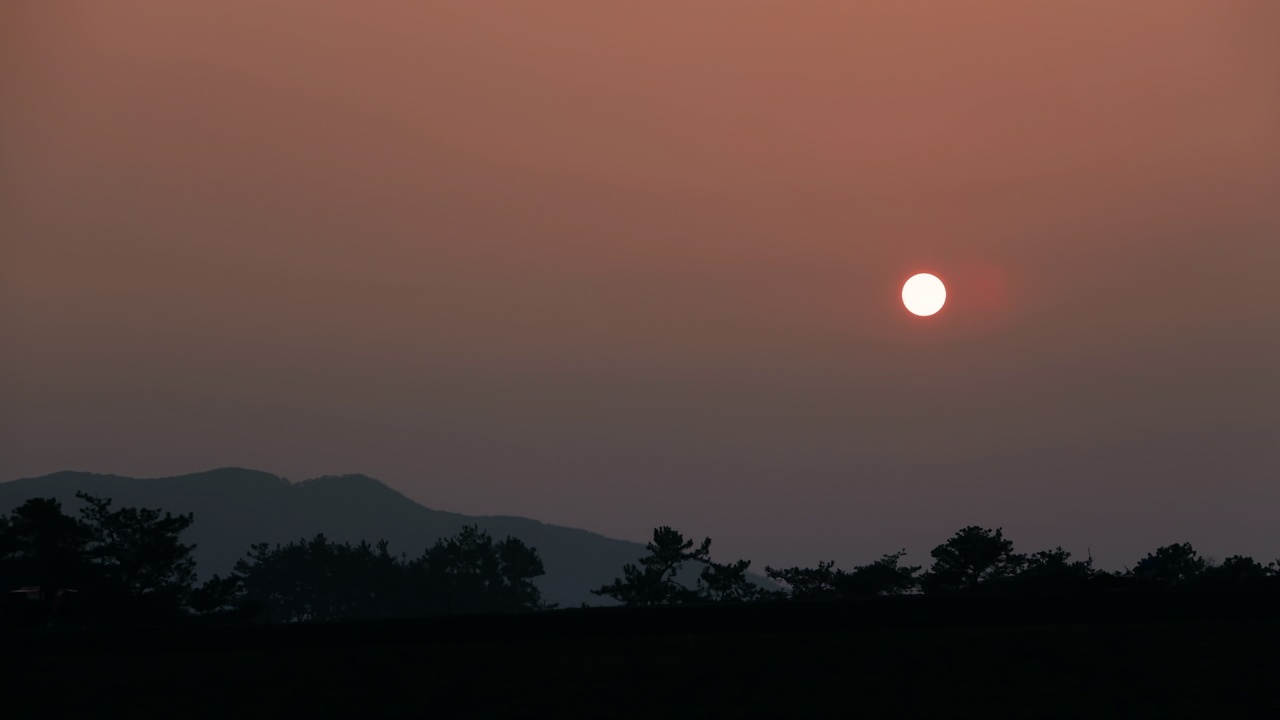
[
  {"x1": 1198, "y1": 555, "x2": 1271, "y2": 587},
  {"x1": 0, "y1": 498, "x2": 95, "y2": 593},
  {"x1": 921, "y1": 526, "x2": 1024, "y2": 594},
  {"x1": 592, "y1": 526, "x2": 710, "y2": 605},
  {"x1": 0, "y1": 495, "x2": 197, "y2": 622},
  {"x1": 594, "y1": 526, "x2": 768, "y2": 605},
  {"x1": 4, "y1": 492, "x2": 1279, "y2": 628},
  {"x1": 838, "y1": 551, "x2": 922, "y2": 597},
  {"x1": 188, "y1": 573, "x2": 248, "y2": 618},
  {"x1": 414, "y1": 526, "x2": 549, "y2": 613},
  {"x1": 699, "y1": 558, "x2": 773, "y2": 602},
  {"x1": 76, "y1": 491, "x2": 197, "y2": 615},
  {"x1": 767, "y1": 552, "x2": 921, "y2": 600},
  {"x1": 1005, "y1": 547, "x2": 1094, "y2": 593},
  {"x1": 234, "y1": 535, "x2": 389, "y2": 622},
  {"x1": 765, "y1": 561, "x2": 841, "y2": 601},
  {"x1": 232, "y1": 526, "x2": 549, "y2": 622},
  {"x1": 1133, "y1": 542, "x2": 1208, "y2": 585}
]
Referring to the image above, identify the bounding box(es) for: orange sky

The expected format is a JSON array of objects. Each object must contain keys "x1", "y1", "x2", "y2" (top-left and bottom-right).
[{"x1": 4, "y1": 1, "x2": 1279, "y2": 569}]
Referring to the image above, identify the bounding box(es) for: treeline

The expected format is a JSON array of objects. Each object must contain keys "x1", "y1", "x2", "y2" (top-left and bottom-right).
[
  {"x1": 2, "y1": 495, "x2": 1277, "y2": 626},
  {"x1": 592, "y1": 525, "x2": 1280, "y2": 606},
  {"x1": 0, "y1": 495, "x2": 548, "y2": 626}
]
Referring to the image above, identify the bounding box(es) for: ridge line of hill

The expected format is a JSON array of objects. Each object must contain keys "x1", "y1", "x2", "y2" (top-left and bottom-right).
[{"x1": 0, "y1": 468, "x2": 672, "y2": 607}]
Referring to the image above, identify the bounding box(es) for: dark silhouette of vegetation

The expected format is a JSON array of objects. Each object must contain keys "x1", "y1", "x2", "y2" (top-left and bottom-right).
[
  {"x1": 764, "y1": 560, "x2": 842, "y2": 600},
  {"x1": 766, "y1": 551, "x2": 921, "y2": 600},
  {"x1": 418, "y1": 525, "x2": 550, "y2": 613},
  {"x1": 592, "y1": 526, "x2": 770, "y2": 605},
  {"x1": 592, "y1": 526, "x2": 711, "y2": 605},
  {"x1": 0, "y1": 496, "x2": 549, "y2": 626},
  {"x1": 920, "y1": 526, "x2": 1024, "y2": 594},
  {"x1": 1005, "y1": 547, "x2": 1094, "y2": 593},
  {"x1": 232, "y1": 535, "x2": 402, "y2": 622},
  {"x1": 840, "y1": 550, "x2": 922, "y2": 596},
  {"x1": 0, "y1": 495, "x2": 195, "y2": 624},
  {"x1": 0, "y1": 498, "x2": 94, "y2": 595},
  {"x1": 763, "y1": 528, "x2": 1032, "y2": 599},
  {"x1": 698, "y1": 557, "x2": 771, "y2": 602},
  {"x1": 761, "y1": 526, "x2": 1277, "y2": 601},
  {"x1": 1132, "y1": 542, "x2": 1208, "y2": 585},
  {"x1": 76, "y1": 492, "x2": 197, "y2": 618},
  {"x1": 0, "y1": 469, "x2": 652, "y2": 609},
  {"x1": 3, "y1": 483, "x2": 1278, "y2": 720},
  {"x1": 188, "y1": 572, "x2": 246, "y2": 619},
  {"x1": 2, "y1": 493, "x2": 1278, "y2": 630},
  {"x1": 1199, "y1": 555, "x2": 1271, "y2": 588},
  {"x1": 230, "y1": 526, "x2": 549, "y2": 622}
]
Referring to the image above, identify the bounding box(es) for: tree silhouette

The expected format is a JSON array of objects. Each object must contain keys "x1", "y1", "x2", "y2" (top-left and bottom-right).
[
  {"x1": 1197, "y1": 555, "x2": 1270, "y2": 588},
  {"x1": 766, "y1": 553, "x2": 920, "y2": 600},
  {"x1": 415, "y1": 525, "x2": 549, "y2": 613},
  {"x1": 0, "y1": 495, "x2": 200, "y2": 623},
  {"x1": 699, "y1": 558, "x2": 772, "y2": 602},
  {"x1": 1006, "y1": 547, "x2": 1093, "y2": 593},
  {"x1": 231, "y1": 526, "x2": 548, "y2": 622},
  {"x1": 495, "y1": 535, "x2": 551, "y2": 609},
  {"x1": 593, "y1": 526, "x2": 711, "y2": 605},
  {"x1": 234, "y1": 534, "x2": 394, "y2": 622},
  {"x1": 0, "y1": 498, "x2": 94, "y2": 594},
  {"x1": 765, "y1": 561, "x2": 840, "y2": 601},
  {"x1": 1133, "y1": 543, "x2": 1208, "y2": 586},
  {"x1": 922, "y1": 526, "x2": 1023, "y2": 594},
  {"x1": 838, "y1": 551, "x2": 921, "y2": 597},
  {"x1": 188, "y1": 573, "x2": 249, "y2": 619},
  {"x1": 9, "y1": 488, "x2": 1280, "y2": 628},
  {"x1": 77, "y1": 492, "x2": 197, "y2": 616}
]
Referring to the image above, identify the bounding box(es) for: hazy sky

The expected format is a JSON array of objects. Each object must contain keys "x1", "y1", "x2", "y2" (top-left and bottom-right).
[{"x1": 4, "y1": 2, "x2": 1278, "y2": 571}]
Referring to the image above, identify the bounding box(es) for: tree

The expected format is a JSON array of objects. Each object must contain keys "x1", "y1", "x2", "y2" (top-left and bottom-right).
[
  {"x1": 1133, "y1": 542, "x2": 1207, "y2": 586},
  {"x1": 1198, "y1": 555, "x2": 1270, "y2": 588},
  {"x1": 699, "y1": 558, "x2": 772, "y2": 603},
  {"x1": 0, "y1": 495, "x2": 200, "y2": 623},
  {"x1": 766, "y1": 553, "x2": 920, "y2": 601},
  {"x1": 0, "y1": 498, "x2": 94, "y2": 593},
  {"x1": 232, "y1": 526, "x2": 548, "y2": 622},
  {"x1": 0, "y1": 498, "x2": 95, "y2": 627},
  {"x1": 922, "y1": 526, "x2": 1024, "y2": 594},
  {"x1": 234, "y1": 534, "x2": 394, "y2": 622},
  {"x1": 77, "y1": 492, "x2": 197, "y2": 616},
  {"x1": 765, "y1": 561, "x2": 840, "y2": 601},
  {"x1": 593, "y1": 526, "x2": 711, "y2": 606},
  {"x1": 495, "y1": 535, "x2": 551, "y2": 609},
  {"x1": 188, "y1": 573, "x2": 248, "y2": 619},
  {"x1": 234, "y1": 538, "x2": 314, "y2": 623},
  {"x1": 1007, "y1": 547, "x2": 1093, "y2": 593},
  {"x1": 414, "y1": 526, "x2": 548, "y2": 613},
  {"x1": 838, "y1": 551, "x2": 921, "y2": 597}
]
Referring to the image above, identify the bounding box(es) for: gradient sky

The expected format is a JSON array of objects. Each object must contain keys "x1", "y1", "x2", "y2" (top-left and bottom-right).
[{"x1": 4, "y1": 2, "x2": 1279, "y2": 571}]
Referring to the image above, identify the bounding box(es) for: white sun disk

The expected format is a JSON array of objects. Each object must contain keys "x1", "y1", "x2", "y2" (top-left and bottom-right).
[{"x1": 902, "y1": 273, "x2": 946, "y2": 316}]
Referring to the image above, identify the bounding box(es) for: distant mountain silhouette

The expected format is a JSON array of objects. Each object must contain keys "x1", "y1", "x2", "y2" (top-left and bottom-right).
[{"x1": 0, "y1": 468, "x2": 700, "y2": 608}]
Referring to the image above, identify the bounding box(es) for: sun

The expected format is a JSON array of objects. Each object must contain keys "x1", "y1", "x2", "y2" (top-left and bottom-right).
[{"x1": 902, "y1": 273, "x2": 946, "y2": 316}]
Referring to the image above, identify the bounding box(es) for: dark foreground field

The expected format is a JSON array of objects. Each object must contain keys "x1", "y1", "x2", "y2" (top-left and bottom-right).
[{"x1": 4, "y1": 594, "x2": 1278, "y2": 718}]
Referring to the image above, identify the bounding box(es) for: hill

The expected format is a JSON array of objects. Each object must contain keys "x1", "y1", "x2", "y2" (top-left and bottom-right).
[{"x1": 0, "y1": 468, "x2": 691, "y2": 608}]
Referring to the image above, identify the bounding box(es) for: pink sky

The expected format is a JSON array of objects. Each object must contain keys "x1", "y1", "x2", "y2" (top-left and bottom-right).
[{"x1": 4, "y1": 2, "x2": 1279, "y2": 570}]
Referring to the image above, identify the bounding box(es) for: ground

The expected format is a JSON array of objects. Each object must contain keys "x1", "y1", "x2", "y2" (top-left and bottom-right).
[{"x1": 3, "y1": 595, "x2": 1277, "y2": 717}]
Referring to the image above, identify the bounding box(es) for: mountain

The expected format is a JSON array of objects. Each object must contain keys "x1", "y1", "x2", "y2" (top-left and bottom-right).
[{"x1": 0, "y1": 468, "x2": 677, "y2": 608}]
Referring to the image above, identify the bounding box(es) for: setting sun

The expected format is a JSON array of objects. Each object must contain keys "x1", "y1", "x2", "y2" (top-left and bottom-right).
[{"x1": 902, "y1": 273, "x2": 946, "y2": 316}]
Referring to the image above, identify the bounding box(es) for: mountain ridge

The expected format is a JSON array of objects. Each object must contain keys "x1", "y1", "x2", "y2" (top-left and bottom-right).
[{"x1": 0, "y1": 468, "x2": 664, "y2": 607}]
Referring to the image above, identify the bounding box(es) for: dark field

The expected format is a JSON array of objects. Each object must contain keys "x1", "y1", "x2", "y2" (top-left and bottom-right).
[{"x1": 4, "y1": 595, "x2": 1279, "y2": 718}]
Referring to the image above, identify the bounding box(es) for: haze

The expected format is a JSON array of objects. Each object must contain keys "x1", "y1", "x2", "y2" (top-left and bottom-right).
[{"x1": 3, "y1": 2, "x2": 1278, "y2": 571}]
